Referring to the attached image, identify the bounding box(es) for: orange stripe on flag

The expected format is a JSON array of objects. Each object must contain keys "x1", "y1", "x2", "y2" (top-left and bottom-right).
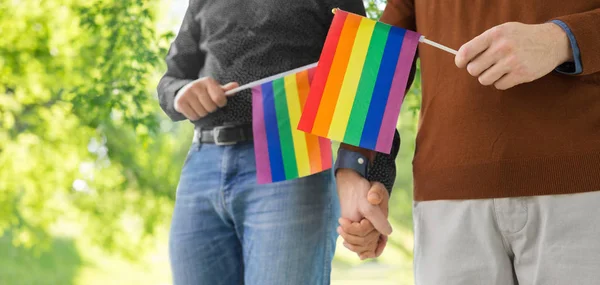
[
  {"x1": 297, "y1": 71, "x2": 323, "y2": 172},
  {"x1": 297, "y1": 71, "x2": 310, "y2": 112},
  {"x1": 311, "y1": 13, "x2": 362, "y2": 137}
]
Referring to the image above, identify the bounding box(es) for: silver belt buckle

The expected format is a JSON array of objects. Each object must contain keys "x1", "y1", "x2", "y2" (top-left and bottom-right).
[{"x1": 213, "y1": 125, "x2": 237, "y2": 146}]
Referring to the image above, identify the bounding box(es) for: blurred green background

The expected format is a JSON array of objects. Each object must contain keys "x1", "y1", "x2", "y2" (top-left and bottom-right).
[{"x1": 0, "y1": 0, "x2": 421, "y2": 284}]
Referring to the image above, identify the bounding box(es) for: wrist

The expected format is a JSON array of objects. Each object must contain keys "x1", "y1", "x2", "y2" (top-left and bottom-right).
[
  {"x1": 174, "y1": 84, "x2": 190, "y2": 113},
  {"x1": 335, "y1": 168, "x2": 362, "y2": 180},
  {"x1": 546, "y1": 22, "x2": 573, "y2": 65},
  {"x1": 335, "y1": 168, "x2": 370, "y2": 202}
]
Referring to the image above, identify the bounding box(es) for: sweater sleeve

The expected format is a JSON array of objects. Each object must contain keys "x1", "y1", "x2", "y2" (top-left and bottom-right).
[
  {"x1": 554, "y1": 8, "x2": 600, "y2": 76},
  {"x1": 157, "y1": 1, "x2": 206, "y2": 122},
  {"x1": 380, "y1": 0, "x2": 417, "y2": 31}
]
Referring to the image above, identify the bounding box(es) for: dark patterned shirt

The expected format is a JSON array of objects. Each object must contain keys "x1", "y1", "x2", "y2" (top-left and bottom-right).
[{"x1": 157, "y1": 0, "x2": 400, "y2": 191}]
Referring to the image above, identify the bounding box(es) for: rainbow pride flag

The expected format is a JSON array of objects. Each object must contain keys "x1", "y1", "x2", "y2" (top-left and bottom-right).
[
  {"x1": 252, "y1": 68, "x2": 333, "y2": 184},
  {"x1": 298, "y1": 10, "x2": 420, "y2": 154}
]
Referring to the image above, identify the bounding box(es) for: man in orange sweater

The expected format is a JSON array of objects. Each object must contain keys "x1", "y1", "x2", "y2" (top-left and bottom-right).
[{"x1": 338, "y1": 1, "x2": 600, "y2": 284}]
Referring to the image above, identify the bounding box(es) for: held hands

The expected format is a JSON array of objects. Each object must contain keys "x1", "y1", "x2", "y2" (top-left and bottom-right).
[
  {"x1": 174, "y1": 77, "x2": 239, "y2": 121},
  {"x1": 336, "y1": 169, "x2": 391, "y2": 259},
  {"x1": 337, "y1": 182, "x2": 390, "y2": 260},
  {"x1": 455, "y1": 22, "x2": 572, "y2": 90}
]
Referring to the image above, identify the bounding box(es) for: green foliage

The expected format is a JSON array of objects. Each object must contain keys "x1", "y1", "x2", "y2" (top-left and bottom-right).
[
  {"x1": 0, "y1": 234, "x2": 81, "y2": 285},
  {"x1": 71, "y1": 0, "x2": 171, "y2": 130},
  {"x1": 0, "y1": 0, "x2": 181, "y2": 255},
  {"x1": 365, "y1": 0, "x2": 386, "y2": 19}
]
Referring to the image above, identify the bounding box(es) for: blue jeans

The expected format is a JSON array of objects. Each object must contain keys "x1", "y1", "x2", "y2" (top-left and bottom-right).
[{"x1": 169, "y1": 142, "x2": 339, "y2": 285}]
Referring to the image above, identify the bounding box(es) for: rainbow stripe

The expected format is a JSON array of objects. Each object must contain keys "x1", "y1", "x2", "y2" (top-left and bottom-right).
[
  {"x1": 298, "y1": 10, "x2": 420, "y2": 154},
  {"x1": 252, "y1": 68, "x2": 332, "y2": 184}
]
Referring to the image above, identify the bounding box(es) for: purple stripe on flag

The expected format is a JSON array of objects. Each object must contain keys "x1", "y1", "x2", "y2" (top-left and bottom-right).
[
  {"x1": 251, "y1": 86, "x2": 272, "y2": 183},
  {"x1": 375, "y1": 30, "x2": 421, "y2": 154}
]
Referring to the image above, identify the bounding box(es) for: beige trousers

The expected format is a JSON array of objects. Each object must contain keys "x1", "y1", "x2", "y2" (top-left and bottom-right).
[{"x1": 413, "y1": 190, "x2": 600, "y2": 285}]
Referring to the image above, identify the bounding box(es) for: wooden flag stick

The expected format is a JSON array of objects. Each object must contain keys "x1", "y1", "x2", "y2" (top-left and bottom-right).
[
  {"x1": 419, "y1": 36, "x2": 458, "y2": 55},
  {"x1": 225, "y1": 62, "x2": 318, "y2": 95}
]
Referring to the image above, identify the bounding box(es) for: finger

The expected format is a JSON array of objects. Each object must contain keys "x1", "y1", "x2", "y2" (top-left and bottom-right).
[
  {"x1": 361, "y1": 204, "x2": 393, "y2": 235},
  {"x1": 337, "y1": 226, "x2": 379, "y2": 246},
  {"x1": 222, "y1": 82, "x2": 240, "y2": 96},
  {"x1": 370, "y1": 182, "x2": 390, "y2": 217},
  {"x1": 359, "y1": 251, "x2": 376, "y2": 260},
  {"x1": 343, "y1": 242, "x2": 375, "y2": 254},
  {"x1": 478, "y1": 62, "x2": 510, "y2": 86},
  {"x1": 375, "y1": 234, "x2": 388, "y2": 257},
  {"x1": 338, "y1": 218, "x2": 354, "y2": 229},
  {"x1": 177, "y1": 102, "x2": 200, "y2": 121},
  {"x1": 186, "y1": 95, "x2": 208, "y2": 118},
  {"x1": 191, "y1": 83, "x2": 218, "y2": 113},
  {"x1": 493, "y1": 73, "x2": 520, "y2": 91},
  {"x1": 456, "y1": 28, "x2": 493, "y2": 68},
  {"x1": 204, "y1": 78, "x2": 228, "y2": 108},
  {"x1": 465, "y1": 47, "x2": 501, "y2": 77},
  {"x1": 339, "y1": 218, "x2": 374, "y2": 237},
  {"x1": 367, "y1": 182, "x2": 388, "y2": 206}
]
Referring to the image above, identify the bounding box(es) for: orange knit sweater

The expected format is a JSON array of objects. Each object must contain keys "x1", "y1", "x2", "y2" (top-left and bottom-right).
[{"x1": 382, "y1": 0, "x2": 600, "y2": 201}]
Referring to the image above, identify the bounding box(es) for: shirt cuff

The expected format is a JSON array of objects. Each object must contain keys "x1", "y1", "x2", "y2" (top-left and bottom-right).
[
  {"x1": 551, "y1": 20, "x2": 583, "y2": 75},
  {"x1": 334, "y1": 148, "x2": 369, "y2": 178}
]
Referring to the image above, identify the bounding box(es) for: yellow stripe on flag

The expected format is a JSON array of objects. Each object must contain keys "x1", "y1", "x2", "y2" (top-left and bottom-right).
[
  {"x1": 328, "y1": 18, "x2": 376, "y2": 141},
  {"x1": 284, "y1": 74, "x2": 311, "y2": 177}
]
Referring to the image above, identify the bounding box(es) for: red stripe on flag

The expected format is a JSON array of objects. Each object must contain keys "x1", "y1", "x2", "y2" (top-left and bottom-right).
[
  {"x1": 297, "y1": 11, "x2": 349, "y2": 133},
  {"x1": 307, "y1": 67, "x2": 316, "y2": 83},
  {"x1": 318, "y1": 137, "x2": 333, "y2": 170}
]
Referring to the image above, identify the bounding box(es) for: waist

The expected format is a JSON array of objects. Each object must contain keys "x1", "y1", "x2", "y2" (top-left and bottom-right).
[
  {"x1": 193, "y1": 123, "x2": 253, "y2": 145},
  {"x1": 413, "y1": 152, "x2": 600, "y2": 201}
]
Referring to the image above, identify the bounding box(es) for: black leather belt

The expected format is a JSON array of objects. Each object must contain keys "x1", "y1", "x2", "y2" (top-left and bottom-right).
[{"x1": 193, "y1": 124, "x2": 253, "y2": 145}]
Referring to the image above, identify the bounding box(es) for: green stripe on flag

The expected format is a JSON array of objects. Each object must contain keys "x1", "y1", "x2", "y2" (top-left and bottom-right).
[
  {"x1": 273, "y1": 78, "x2": 299, "y2": 179},
  {"x1": 344, "y1": 22, "x2": 391, "y2": 145}
]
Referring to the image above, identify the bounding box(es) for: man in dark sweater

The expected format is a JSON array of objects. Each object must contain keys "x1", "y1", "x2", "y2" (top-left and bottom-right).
[
  {"x1": 338, "y1": 1, "x2": 600, "y2": 284},
  {"x1": 157, "y1": 1, "x2": 398, "y2": 284}
]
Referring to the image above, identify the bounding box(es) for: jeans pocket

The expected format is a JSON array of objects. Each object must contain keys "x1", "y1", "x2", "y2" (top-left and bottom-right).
[{"x1": 182, "y1": 143, "x2": 202, "y2": 168}]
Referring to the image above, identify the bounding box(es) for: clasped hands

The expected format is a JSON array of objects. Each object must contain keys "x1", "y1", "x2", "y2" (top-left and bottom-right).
[{"x1": 335, "y1": 169, "x2": 392, "y2": 260}]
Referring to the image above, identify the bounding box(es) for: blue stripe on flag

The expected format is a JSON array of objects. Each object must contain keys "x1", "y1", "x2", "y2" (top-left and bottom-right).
[
  {"x1": 359, "y1": 27, "x2": 405, "y2": 149},
  {"x1": 262, "y1": 82, "x2": 286, "y2": 182}
]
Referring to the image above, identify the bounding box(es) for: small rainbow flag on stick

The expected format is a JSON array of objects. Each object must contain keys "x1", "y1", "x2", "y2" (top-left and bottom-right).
[
  {"x1": 252, "y1": 67, "x2": 333, "y2": 184},
  {"x1": 298, "y1": 9, "x2": 421, "y2": 154}
]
